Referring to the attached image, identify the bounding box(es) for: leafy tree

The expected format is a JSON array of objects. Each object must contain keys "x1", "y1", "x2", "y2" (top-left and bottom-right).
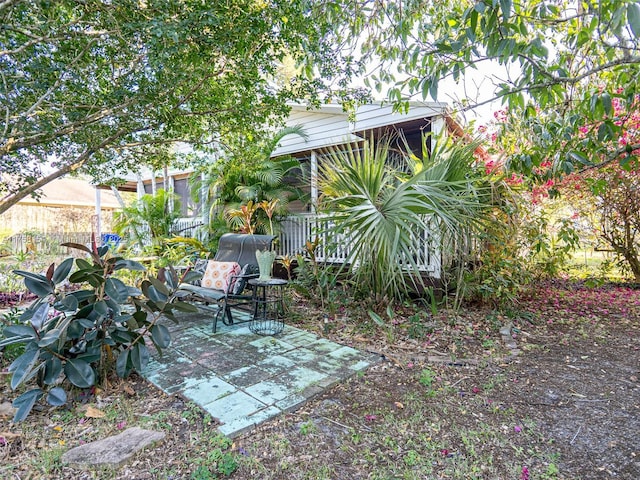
[
  {"x1": 318, "y1": 134, "x2": 491, "y2": 306},
  {"x1": 347, "y1": 0, "x2": 640, "y2": 176},
  {"x1": 563, "y1": 165, "x2": 640, "y2": 281},
  {"x1": 0, "y1": 0, "x2": 364, "y2": 215}
]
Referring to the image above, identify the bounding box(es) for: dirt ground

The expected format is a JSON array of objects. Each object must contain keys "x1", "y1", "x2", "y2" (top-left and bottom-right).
[
  {"x1": 1, "y1": 281, "x2": 639, "y2": 479},
  {"x1": 231, "y1": 307, "x2": 640, "y2": 479}
]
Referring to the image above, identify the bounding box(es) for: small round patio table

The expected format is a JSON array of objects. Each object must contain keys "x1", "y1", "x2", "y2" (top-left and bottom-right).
[{"x1": 248, "y1": 278, "x2": 288, "y2": 335}]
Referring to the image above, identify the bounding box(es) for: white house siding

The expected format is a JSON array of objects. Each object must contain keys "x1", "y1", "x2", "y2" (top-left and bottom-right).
[{"x1": 274, "y1": 107, "x2": 360, "y2": 157}]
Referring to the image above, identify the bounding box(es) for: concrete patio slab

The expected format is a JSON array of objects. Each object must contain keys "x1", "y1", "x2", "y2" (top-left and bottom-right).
[{"x1": 140, "y1": 308, "x2": 381, "y2": 438}]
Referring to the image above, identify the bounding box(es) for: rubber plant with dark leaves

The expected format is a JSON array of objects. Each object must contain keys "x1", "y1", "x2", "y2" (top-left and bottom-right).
[{"x1": 0, "y1": 239, "x2": 200, "y2": 422}]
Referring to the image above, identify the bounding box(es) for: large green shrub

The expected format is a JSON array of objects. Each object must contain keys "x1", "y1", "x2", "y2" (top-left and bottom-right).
[{"x1": 0, "y1": 240, "x2": 199, "y2": 422}]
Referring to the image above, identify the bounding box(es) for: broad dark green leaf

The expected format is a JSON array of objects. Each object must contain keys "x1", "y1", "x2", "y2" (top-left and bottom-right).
[
  {"x1": 105, "y1": 277, "x2": 130, "y2": 303},
  {"x1": 127, "y1": 286, "x2": 143, "y2": 297},
  {"x1": 114, "y1": 259, "x2": 146, "y2": 271},
  {"x1": 151, "y1": 324, "x2": 171, "y2": 349},
  {"x1": 61, "y1": 242, "x2": 92, "y2": 255},
  {"x1": 149, "y1": 276, "x2": 171, "y2": 296},
  {"x1": 24, "y1": 276, "x2": 54, "y2": 297},
  {"x1": 52, "y1": 258, "x2": 74, "y2": 284},
  {"x1": 130, "y1": 342, "x2": 150, "y2": 373},
  {"x1": 46, "y1": 387, "x2": 67, "y2": 406},
  {"x1": 9, "y1": 349, "x2": 40, "y2": 390},
  {"x1": 69, "y1": 289, "x2": 95, "y2": 303},
  {"x1": 29, "y1": 302, "x2": 50, "y2": 330},
  {"x1": 12, "y1": 388, "x2": 43, "y2": 422},
  {"x1": 146, "y1": 285, "x2": 168, "y2": 303},
  {"x1": 170, "y1": 301, "x2": 199, "y2": 313},
  {"x1": 43, "y1": 358, "x2": 62, "y2": 385},
  {"x1": 64, "y1": 358, "x2": 95, "y2": 388},
  {"x1": 38, "y1": 328, "x2": 62, "y2": 347},
  {"x1": 110, "y1": 328, "x2": 134, "y2": 344},
  {"x1": 116, "y1": 349, "x2": 130, "y2": 378},
  {"x1": 54, "y1": 294, "x2": 78, "y2": 312},
  {"x1": 105, "y1": 297, "x2": 122, "y2": 317},
  {"x1": 12, "y1": 270, "x2": 50, "y2": 283},
  {"x1": 182, "y1": 271, "x2": 203, "y2": 284},
  {"x1": 2, "y1": 325, "x2": 36, "y2": 339},
  {"x1": 75, "y1": 346, "x2": 101, "y2": 364},
  {"x1": 93, "y1": 300, "x2": 109, "y2": 318},
  {"x1": 75, "y1": 258, "x2": 93, "y2": 270}
]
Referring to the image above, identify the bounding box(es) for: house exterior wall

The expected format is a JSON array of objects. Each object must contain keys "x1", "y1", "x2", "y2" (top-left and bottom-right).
[{"x1": 274, "y1": 107, "x2": 361, "y2": 157}]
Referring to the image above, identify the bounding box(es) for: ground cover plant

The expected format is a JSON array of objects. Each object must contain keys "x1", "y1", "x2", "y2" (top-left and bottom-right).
[{"x1": 0, "y1": 279, "x2": 638, "y2": 479}]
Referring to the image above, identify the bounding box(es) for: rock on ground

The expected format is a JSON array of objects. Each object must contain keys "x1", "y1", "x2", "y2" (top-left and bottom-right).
[{"x1": 61, "y1": 427, "x2": 165, "y2": 467}]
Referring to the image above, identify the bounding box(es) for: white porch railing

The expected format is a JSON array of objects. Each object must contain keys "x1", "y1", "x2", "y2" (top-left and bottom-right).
[{"x1": 277, "y1": 213, "x2": 442, "y2": 278}]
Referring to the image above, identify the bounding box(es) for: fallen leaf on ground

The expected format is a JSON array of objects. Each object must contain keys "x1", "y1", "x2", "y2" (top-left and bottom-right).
[{"x1": 83, "y1": 405, "x2": 106, "y2": 418}]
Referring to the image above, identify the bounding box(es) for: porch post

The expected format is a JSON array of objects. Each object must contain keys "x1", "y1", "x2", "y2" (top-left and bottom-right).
[
  {"x1": 200, "y1": 172, "x2": 209, "y2": 241},
  {"x1": 310, "y1": 150, "x2": 318, "y2": 212},
  {"x1": 136, "y1": 174, "x2": 145, "y2": 199}
]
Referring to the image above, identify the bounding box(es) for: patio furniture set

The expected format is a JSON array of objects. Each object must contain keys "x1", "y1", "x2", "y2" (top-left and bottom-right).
[{"x1": 176, "y1": 233, "x2": 288, "y2": 335}]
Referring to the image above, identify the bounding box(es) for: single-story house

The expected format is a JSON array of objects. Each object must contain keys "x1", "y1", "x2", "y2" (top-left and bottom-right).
[
  {"x1": 119, "y1": 101, "x2": 463, "y2": 278},
  {"x1": 1, "y1": 177, "x2": 123, "y2": 235}
]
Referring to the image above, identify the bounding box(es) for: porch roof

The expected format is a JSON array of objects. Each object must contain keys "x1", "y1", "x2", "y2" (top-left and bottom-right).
[{"x1": 272, "y1": 101, "x2": 449, "y2": 157}]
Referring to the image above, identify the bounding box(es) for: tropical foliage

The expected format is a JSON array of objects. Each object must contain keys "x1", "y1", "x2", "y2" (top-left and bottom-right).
[
  {"x1": 0, "y1": 239, "x2": 200, "y2": 421},
  {"x1": 318, "y1": 134, "x2": 491, "y2": 306},
  {"x1": 113, "y1": 190, "x2": 181, "y2": 250},
  {"x1": 562, "y1": 165, "x2": 640, "y2": 281},
  {"x1": 195, "y1": 126, "x2": 309, "y2": 235}
]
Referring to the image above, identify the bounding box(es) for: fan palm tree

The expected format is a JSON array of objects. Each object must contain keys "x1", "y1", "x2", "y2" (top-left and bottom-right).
[{"x1": 318, "y1": 132, "x2": 491, "y2": 306}]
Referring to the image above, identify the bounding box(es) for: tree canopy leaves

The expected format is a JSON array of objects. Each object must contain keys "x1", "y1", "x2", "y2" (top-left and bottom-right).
[
  {"x1": 0, "y1": 0, "x2": 364, "y2": 214},
  {"x1": 350, "y1": 0, "x2": 640, "y2": 175}
]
